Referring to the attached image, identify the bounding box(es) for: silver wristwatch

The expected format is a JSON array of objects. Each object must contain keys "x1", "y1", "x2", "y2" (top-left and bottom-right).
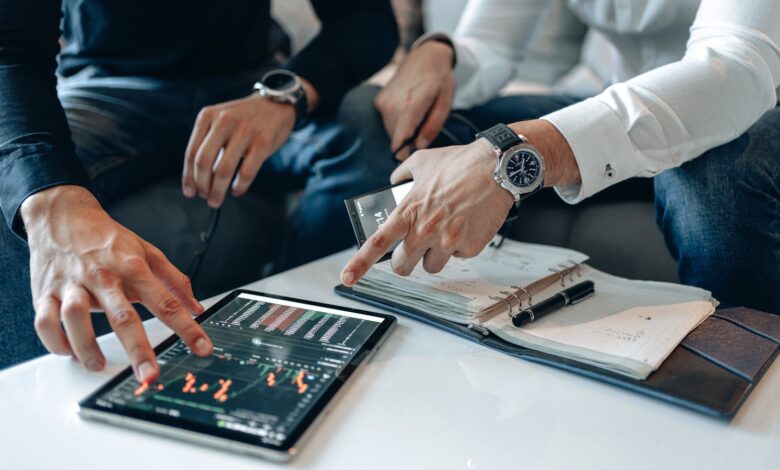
[
  {"x1": 253, "y1": 69, "x2": 309, "y2": 130},
  {"x1": 476, "y1": 123, "x2": 545, "y2": 206}
]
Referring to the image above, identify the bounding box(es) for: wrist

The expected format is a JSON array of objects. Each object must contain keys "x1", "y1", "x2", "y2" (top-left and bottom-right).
[
  {"x1": 412, "y1": 32, "x2": 457, "y2": 68},
  {"x1": 508, "y1": 120, "x2": 580, "y2": 187},
  {"x1": 417, "y1": 40, "x2": 456, "y2": 70},
  {"x1": 20, "y1": 185, "x2": 100, "y2": 231},
  {"x1": 473, "y1": 138, "x2": 515, "y2": 208}
]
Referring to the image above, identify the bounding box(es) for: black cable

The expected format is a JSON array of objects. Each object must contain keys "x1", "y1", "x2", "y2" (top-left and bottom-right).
[{"x1": 187, "y1": 207, "x2": 222, "y2": 281}]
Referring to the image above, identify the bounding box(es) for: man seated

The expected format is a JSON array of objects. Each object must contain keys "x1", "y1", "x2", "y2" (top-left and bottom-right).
[
  {"x1": 340, "y1": 0, "x2": 780, "y2": 315},
  {"x1": 0, "y1": 0, "x2": 398, "y2": 378}
]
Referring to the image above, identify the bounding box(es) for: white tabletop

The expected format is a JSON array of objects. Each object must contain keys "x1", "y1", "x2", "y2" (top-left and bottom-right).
[{"x1": 2, "y1": 250, "x2": 780, "y2": 470}]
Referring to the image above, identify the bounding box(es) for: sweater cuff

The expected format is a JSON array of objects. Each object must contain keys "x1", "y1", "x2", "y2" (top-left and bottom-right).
[{"x1": 0, "y1": 143, "x2": 92, "y2": 239}]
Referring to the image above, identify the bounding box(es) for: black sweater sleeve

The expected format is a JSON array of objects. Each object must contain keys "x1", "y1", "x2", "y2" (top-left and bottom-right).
[
  {"x1": 284, "y1": 0, "x2": 399, "y2": 112},
  {"x1": 0, "y1": 0, "x2": 92, "y2": 237}
]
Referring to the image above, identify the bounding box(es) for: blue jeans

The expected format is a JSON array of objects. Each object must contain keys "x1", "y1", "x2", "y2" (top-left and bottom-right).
[
  {"x1": 655, "y1": 105, "x2": 780, "y2": 314},
  {"x1": 0, "y1": 72, "x2": 396, "y2": 369}
]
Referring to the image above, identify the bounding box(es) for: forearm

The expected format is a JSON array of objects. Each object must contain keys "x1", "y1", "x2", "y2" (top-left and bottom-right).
[
  {"x1": 286, "y1": 0, "x2": 398, "y2": 112},
  {"x1": 508, "y1": 120, "x2": 580, "y2": 188},
  {"x1": 0, "y1": 0, "x2": 92, "y2": 236}
]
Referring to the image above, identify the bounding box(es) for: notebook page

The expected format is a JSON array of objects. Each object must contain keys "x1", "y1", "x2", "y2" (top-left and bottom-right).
[
  {"x1": 483, "y1": 265, "x2": 716, "y2": 379},
  {"x1": 364, "y1": 239, "x2": 588, "y2": 313}
]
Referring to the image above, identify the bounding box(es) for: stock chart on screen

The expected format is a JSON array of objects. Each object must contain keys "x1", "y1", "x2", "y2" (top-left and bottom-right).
[{"x1": 96, "y1": 293, "x2": 383, "y2": 446}]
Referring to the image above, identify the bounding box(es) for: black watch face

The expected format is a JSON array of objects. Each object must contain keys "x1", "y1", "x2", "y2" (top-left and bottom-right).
[
  {"x1": 263, "y1": 71, "x2": 297, "y2": 92},
  {"x1": 506, "y1": 150, "x2": 541, "y2": 188}
]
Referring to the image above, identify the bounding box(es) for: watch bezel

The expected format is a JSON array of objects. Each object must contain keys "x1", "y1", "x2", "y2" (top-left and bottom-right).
[
  {"x1": 254, "y1": 70, "x2": 302, "y2": 103},
  {"x1": 496, "y1": 143, "x2": 545, "y2": 196}
]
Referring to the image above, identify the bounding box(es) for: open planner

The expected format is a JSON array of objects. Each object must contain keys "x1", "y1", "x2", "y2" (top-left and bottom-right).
[{"x1": 335, "y1": 239, "x2": 780, "y2": 418}]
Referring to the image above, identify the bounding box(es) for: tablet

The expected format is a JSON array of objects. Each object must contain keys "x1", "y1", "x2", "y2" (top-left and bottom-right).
[{"x1": 79, "y1": 290, "x2": 396, "y2": 461}]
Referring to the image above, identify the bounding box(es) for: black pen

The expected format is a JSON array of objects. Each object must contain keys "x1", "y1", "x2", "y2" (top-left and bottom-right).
[{"x1": 512, "y1": 280, "x2": 595, "y2": 327}]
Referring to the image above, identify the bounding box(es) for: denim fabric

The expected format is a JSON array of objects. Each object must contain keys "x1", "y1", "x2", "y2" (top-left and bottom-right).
[
  {"x1": 0, "y1": 73, "x2": 397, "y2": 370},
  {"x1": 655, "y1": 105, "x2": 780, "y2": 314}
]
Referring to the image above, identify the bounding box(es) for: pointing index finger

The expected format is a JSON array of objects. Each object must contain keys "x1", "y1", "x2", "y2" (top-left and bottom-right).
[{"x1": 340, "y1": 209, "x2": 410, "y2": 286}]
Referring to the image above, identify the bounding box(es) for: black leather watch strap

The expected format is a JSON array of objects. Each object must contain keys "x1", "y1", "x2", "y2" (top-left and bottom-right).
[
  {"x1": 476, "y1": 123, "x2": 522, "y2": 153},
  {"x1": 292, "y1": 87, "x2": 309, "y2": 131}
]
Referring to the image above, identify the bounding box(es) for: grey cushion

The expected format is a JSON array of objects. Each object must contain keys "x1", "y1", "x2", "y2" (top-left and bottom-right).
[{"x1": 511, "y1": 180, "x2": 678, "y2": 283}]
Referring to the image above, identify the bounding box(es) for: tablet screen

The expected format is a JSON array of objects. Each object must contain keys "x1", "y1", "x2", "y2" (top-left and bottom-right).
[{"x1": 80, "y1": 291, "x2": 394, "y2": 454}]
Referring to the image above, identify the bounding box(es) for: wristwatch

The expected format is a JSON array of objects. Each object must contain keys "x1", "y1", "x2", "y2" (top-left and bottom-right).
[
  {"x1": 476, "y1": 123, "x2": 545, "y2": 207},
  {"x1": 253, "y1": 69, "x2": 309, "y2": 130}
]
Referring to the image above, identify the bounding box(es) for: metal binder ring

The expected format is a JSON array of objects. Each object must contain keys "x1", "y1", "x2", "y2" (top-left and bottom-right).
[
  {"x1": 560, "y1": 262, "x2": 576, "y2": 282},
  {"x1": 549, "y1": 267, "x2": 565, "y2": 286},
  {"x1": 489, "y1": 296, "x2": 514, "y2": 317},
  {"x1": 558, "y1": 263, "x2": 573, "y2": 283},
  {"x1": 502, "y1": 290, "x2": 523, "y2": 318},
  {"x1": 512, "y1": 285, "x2": 532, "y2": 307}
]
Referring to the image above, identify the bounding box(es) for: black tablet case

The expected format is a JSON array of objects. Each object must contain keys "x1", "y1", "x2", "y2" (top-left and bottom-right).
[{"x1": 335, "y1": 285, "x2": 780, "y2": 418}]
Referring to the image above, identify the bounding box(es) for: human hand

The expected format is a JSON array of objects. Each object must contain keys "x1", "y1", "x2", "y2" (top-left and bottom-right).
[
  {"x1": 339, "y1": 119, "x2": 581, "y2": 285},
  {"x1": 21, "y1": 185, "x2": 212, "y2": 383},
  {"x1": 340, "y1": 138, "x2": 513, "y2": 285},
  {"x1": 375, "y1": 40, "x2": 455, "y2": 161},
  {"x1": 182, "y1": 94, "x2": 295, "y2": 208}
]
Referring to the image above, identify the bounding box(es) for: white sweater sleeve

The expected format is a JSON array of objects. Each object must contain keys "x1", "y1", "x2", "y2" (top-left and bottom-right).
[{"x1": 543, "y1": 0, "x2": 780, "y2": 203}]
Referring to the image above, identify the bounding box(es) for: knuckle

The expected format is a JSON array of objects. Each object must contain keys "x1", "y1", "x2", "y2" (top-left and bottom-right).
[
  {"x1": 110, "y1": 308, "x2": 137, "y2": 329},
  {"x1": 61, "y1": 302, "x2": 81, "y2": 321},
  {"x1": 238, "y1": 165, "x2": 256, "y2": 181},
  {"x1": 400, "y1": 204, "x2": 418, "y2": 228},
  {"x1": 215, "y1": 111, "x2": 233, "y2": 126},
  {"x1": 462, "y1": 243, "x2": 483, "y2": 258},
  {"x1": 197, "y1": 107, "x2": 213, "y2": 122},
  {"x1": 214, "y1": 164, "x2": 233, "y2": 180},
  {"x1": 195, "y1": 154, "x2": 211, "y2": 170},
  {"x1": 157, "y1": 296, "x2": 183, "y2": 319},
  {"x1": 123, "y1": 256, "x2": 148, "y2": 277},
  {"x1": 419, "y1": 212, "x2": 444, "y2": 237},
  {"x1": 33, "y1": 312, "x2": 56, "y2": 334},
  {"x1": 368, "y1": 233, "x2": 389, "y2": 251},
  {"x1": 423, "y1": 260, "x2": 443, "y2": 274},
  {"x1": 88, "y1": 264, "x2": 115, "y2": 288},
  {"x1": 374, "y1": 93, "x2": 387, "y2": 110}
]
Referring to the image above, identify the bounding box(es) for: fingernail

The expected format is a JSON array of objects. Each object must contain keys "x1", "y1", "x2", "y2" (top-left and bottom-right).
[
  {"x1": 138, "y1": 361, "x2": 156, "y2": 383},
  {"x1": 207, "y1": 198, "x2": 221, "y2": 208},
  {"x1": 341, "y1": 271, "x2": 355, "y2": 286},
  {"x1": 198, "y1": 191, "x2": 207, "y2": 199},
  {"x1": 183, "y1": 186, "x2": 195, "y2": 198},
  {"x1": 418, "y1": 138, "x2": 430, "y2": 149},
  {"x1": 195, "y1": 337, "x2": 212, "y2": 355},
  {"x1": 194, "y1": 302, "x2": 206, "y2": 315},
  {"x1": 86, "y1": 357, "x2": 104, "y2": 371}
]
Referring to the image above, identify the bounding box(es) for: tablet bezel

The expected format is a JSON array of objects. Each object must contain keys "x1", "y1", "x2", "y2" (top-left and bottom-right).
[{"x1": 78, "y1": 289, "x2": 396, "y2": 459}]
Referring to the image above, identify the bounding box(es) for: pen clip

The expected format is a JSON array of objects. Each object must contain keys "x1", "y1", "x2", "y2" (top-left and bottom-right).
[{"x1": 570, "y1": 291, "x2": 595, "y2": 305}]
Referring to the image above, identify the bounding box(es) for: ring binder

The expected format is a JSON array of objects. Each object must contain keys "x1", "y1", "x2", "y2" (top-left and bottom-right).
[
  {"x1": 501, "y1": 290, "x2": 523, "y2": 318},
  {"x1": 489, "y1": 262, "x2": 588, "y2": 319},
  {"x1": 490, "y1": 296, "x2": 514, "y2": 316},
  {"x1": 549, "y1": 267, "x2": 566, "y2": 286},
  {"x1": 513, "y1": 285, "x2": 532, "y2": 307}
]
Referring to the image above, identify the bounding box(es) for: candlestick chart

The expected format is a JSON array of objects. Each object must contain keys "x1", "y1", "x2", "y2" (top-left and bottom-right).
[{"x1": 99, "y1": 294, "x2": 381, "y2": 444}]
